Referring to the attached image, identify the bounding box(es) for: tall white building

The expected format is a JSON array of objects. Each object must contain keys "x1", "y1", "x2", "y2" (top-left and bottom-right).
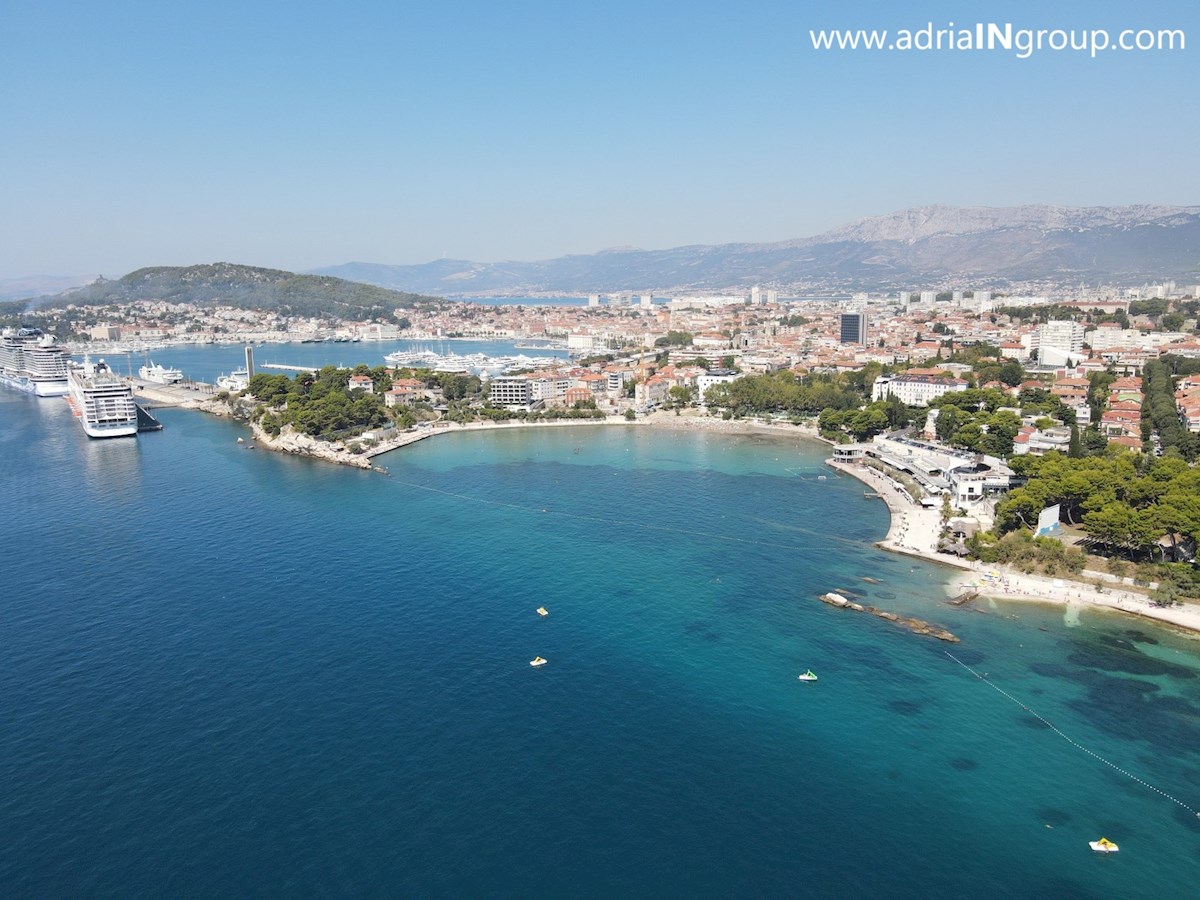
[
  {"x1": 697, "y1": 369, "x2": 742, "y2": 401},
  {"x1": 1036, "y1": 320, "x2": 1085, "y2": 366},
  {"x1": 489, "y1": 376, "x2": 532, "y2": 408}
]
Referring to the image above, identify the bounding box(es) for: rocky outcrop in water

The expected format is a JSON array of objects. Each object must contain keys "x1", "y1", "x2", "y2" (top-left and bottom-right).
[
  {"x1": 817, "y1": 593, "x2": 959, "y2": 643},
  {"x1": 249, "y1": 422, "x2": 372, "y2": 469}
]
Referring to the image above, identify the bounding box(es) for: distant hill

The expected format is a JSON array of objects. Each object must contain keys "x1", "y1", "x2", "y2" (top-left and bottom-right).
[
  {"x1": 313, "y1": 204, "x2": 1200, "y2": 294},
  {"x1": 34, "y1": 263, "x2": 443, "y2": 318},
  {"x1": 0, "y1": 274, "x2": 92, "y2": 302}
]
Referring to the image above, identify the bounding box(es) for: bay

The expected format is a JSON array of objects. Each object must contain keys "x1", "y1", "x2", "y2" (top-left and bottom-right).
[{"x1": 3, "y1": 388, "x2": 1199, "y2": 897}]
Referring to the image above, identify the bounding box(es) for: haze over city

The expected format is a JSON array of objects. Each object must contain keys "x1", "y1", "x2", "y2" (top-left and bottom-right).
[{"x1": 1, "y1": 0, "x2": 1197, "y2": 280}]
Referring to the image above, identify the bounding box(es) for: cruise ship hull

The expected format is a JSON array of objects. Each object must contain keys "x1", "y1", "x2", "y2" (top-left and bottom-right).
[
  {"x1": 34, "y1": 379, "x2": 71, "y2": 397},
  {"x1": 79, "y1": 419, "x2": 139, "y2": 439},
  {"x1": 0, "y1": 370, "x2": 35, "y2": 393},
  {"x1": 0, "y1": 371, "x2": 66, "y2": 395}
]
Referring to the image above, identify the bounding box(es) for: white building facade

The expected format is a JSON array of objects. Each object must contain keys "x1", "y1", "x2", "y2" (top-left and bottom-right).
[{"x1": 871, "y1": 374, "x2": 969, "y2": 407}]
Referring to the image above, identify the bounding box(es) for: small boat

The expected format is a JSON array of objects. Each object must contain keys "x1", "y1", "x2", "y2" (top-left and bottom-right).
[
  {"x1": 530, "y1": 656, "x2": 547, "y2": 668},
  {"x1": 1089, "y1": 837, "x2": 1119, "y2": 853},
  {"x1": 797, "y1": 670, "x2": 818, "y2": 682},
  {"x1": 536, "y1": 607, "x2": 548, "y2": 617}
]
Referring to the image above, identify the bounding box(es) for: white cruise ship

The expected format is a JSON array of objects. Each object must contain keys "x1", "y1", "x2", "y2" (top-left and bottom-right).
[
  {"x1": 66, "y1": 359, "x2": 138, "y2": 438},
  {"x1": 0, "y1": 327, "x2": 71, "y2": 396},
  {"x1": 138, "y1": 361, "x2": 185, "y2": 384}
]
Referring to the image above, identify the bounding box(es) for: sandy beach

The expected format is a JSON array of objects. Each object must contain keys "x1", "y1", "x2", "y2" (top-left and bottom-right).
[{"x1": 825, "y1": 455, "x2": 1200, "y2": 638}]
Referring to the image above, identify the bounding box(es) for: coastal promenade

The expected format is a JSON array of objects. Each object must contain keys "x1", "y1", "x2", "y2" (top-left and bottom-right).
[{"x1": 824, "y1": 457, "x2": 971, "y2": 571}]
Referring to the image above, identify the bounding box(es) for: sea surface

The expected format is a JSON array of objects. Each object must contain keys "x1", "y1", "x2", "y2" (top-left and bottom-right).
[{"x1": 4, "y1": 389, "x2": 1200, "y2": 897}]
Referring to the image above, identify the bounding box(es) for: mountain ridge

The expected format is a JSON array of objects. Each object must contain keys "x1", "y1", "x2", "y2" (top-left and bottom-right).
[{"x1": 313, "y1": 204, "x2": 1200, "y2": 295}]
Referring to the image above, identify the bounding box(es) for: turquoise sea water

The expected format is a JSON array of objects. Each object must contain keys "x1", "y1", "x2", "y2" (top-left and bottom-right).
[{"x1": 3, "y1": 389, "x2": 1200, "y2": 897}]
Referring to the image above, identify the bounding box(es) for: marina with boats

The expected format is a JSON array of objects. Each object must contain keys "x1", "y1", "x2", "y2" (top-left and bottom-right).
[{"x1": 382, "y1": 348, "x2": 567, "y2": 375}]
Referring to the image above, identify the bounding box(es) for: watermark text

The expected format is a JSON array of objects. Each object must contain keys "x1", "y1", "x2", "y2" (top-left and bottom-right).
[{"x1": 810, "y1": 22, "x2": 1185, "y2": 59}]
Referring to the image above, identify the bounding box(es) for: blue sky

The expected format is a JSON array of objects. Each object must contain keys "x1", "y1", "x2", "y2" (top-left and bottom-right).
[{"x1": 1, "y1": 0, "x2": 1196, "y2": 279}]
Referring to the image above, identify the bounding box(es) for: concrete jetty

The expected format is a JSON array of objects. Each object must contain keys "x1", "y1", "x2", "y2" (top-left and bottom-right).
[
  {"x1": 259, "y1": 363, "x2": 319, "y2": 373},
  {"x1": 130, "y1": 379, "x2": 217, "y2": 408}
]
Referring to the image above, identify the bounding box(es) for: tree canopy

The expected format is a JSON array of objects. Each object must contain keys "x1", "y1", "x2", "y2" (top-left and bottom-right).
[
  {"x1": 248, "y1": 365, "x2": 393, "y2": 438},
  {"x1": 994, "y1": 450, "x2": 1200, "y2": 558}
]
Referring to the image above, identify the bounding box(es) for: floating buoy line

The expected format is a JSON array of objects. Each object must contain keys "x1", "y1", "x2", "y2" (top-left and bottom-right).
[{"x1": 945, "y1": 651, "x2": 1200, "y2": 818}]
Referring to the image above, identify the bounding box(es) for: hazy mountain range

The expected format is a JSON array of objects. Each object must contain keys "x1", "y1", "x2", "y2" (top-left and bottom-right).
[
  {"x1": 313, "y1": 204, "x2": 1200, "y2": 295},
  {"x1": 0, "y1": 274, "x2": 93, "y2": 302}
]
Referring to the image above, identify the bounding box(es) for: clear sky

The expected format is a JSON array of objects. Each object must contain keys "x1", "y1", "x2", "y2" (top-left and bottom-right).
[{"x1": 1, "y1": 0, "x2": 1196, "y2": 279}]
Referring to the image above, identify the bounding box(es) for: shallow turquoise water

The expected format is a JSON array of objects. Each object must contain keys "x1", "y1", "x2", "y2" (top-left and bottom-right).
[{"x1": 3, "y1": 389, "x2": 1199, "y2": 896}]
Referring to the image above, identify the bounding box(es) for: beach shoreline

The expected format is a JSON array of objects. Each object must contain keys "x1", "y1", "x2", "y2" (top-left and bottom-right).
[
  {"x1": 235, "y1": 406, "x2": 834, "y2": 470},
  {"x1": 825, "y1": 455, "x2": 1200, "y2": 638},
  {"x1": 204, "y1": 399, "x2": 1200, "y2": 637}
]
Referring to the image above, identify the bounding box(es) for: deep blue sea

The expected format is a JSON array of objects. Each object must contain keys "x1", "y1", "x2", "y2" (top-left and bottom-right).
[{"x1": 4, "y1": 386, "x2": 1200, "y2": 897}]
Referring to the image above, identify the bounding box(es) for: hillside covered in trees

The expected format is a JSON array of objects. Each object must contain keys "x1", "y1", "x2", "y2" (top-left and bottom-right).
[{"x1": 32, "y1": 263, "x2": 443, "y2": 319}]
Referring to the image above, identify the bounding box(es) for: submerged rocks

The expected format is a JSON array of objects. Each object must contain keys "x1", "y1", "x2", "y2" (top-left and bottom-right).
[{"x1": 816, "y1": 592, "x2": 960, "y2": 643}]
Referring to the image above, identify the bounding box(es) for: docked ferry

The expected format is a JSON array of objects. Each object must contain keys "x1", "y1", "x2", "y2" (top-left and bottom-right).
[
  {"x1": 138, "y1": 361, "x2": 185, "y2": 384},
  {"x1": 66, "y1": 359, "x2": 138, "y2": 438},
  {"x1": 0, "y1": 327, "x2": 71, "y2": 396}
]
